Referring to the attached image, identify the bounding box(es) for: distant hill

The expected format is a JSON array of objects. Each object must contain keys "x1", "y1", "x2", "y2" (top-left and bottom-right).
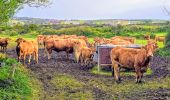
[{"x1": 12, "y1": 17, "x2": 169, "y2": 26}]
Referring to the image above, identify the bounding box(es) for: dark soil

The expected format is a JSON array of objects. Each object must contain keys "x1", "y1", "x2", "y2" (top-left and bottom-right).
[{"x1": 5, "y1": 49, "x2": 170, "y2": 100}]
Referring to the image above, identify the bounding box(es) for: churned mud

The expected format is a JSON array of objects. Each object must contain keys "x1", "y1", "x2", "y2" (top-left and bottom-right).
[{"x1": 6, "y1": 49, "x2": 170, "y2": 100}]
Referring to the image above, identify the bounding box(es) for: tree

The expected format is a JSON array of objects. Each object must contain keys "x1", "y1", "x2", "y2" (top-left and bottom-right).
[{"x1": 0, "y1": 0, "x2": 50, "y2": 25}]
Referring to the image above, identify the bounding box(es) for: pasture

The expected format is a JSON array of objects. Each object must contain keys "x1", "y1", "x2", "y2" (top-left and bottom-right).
[{"x1": 0, "y1": 24, "x2": 170, "y2": 100}]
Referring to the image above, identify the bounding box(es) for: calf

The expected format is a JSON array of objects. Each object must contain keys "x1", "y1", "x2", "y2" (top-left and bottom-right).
[
  {"x1": 73, "y1": 39, "x2": 88, "y2": 63},
  {"x1": 110, "y1": 41, "x2": 157, "y2": 83},
  {"x1": 0, "y1": 38, "x2": 10, "y2": 53},
  {"x1": 79, "y1": 47, "x2": 95, "y2": 65},
  {"x1": 73, "y1": 41, "x2": 94, "y2": 64}
]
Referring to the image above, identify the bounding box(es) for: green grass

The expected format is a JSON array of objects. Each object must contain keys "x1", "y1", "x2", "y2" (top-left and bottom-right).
[
  {"x1": 0, "y1": 54, "x2": 43, "y2": 100},
  {"x1": 91, "y1": 66, "x2": 153, "y2": 77},
  {"x1": 88, "y1": 77, "x2": 170, "y2": 99},
  {"x1": 50, "y1": 74, "x2": 93, "y2": 100}
]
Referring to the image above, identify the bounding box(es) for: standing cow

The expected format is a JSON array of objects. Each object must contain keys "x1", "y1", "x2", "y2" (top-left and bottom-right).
[{"x1": 110, "y1": 41, "x2": 158, "y2": 83}]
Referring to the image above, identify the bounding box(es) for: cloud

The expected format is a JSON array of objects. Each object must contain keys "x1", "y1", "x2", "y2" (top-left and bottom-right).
[{"x1": 15, "y1": 0, "x2": 169, "y2": 20}]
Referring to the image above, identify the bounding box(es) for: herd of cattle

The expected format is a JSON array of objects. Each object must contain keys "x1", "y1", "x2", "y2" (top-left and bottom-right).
[{"x1": 0, "y1": 35, "x2": 162, "y2": 83}]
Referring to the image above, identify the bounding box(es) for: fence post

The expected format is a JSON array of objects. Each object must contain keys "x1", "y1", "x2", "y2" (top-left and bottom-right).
[{"x1": 97, "y1": 45, "x2": 100, "y2": 72}]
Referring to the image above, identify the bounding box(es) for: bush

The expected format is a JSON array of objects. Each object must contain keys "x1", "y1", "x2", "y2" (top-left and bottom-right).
[
  {"x1": 165, "y1": 32, "x2": 170, "y2": 47},
  {"x1": 0, "y1": 57, "x2": 42, "y2": 100},
  {"x1": 155, "y1": 48, "x2": 170, "y2": 57}
]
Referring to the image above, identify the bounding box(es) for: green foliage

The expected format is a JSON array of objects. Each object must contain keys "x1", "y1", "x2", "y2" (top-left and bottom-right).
[
  {"x1": 0, "y1": 54, "x2": 42, "y2": 100},
  {"x1": 0, "y1": 0, "x2": 21, "y2": 24},
  {"x1": 155, "y1": 48, "x2": 170, "y2": 57},
  {"x1": 165, "y1": 31, "x2": 170, "y2": 47},
  {"x1": 0, "y1": 0, "x2": 50, "y2": 24}
]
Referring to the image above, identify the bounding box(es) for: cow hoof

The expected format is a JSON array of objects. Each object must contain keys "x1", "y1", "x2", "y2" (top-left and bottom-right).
[
  {"x1": 115, "y1": 80, "x2": 121, "y2": 84},
  {"x1": 136, "y1": 80, "x2": 143, "y2": 84}
]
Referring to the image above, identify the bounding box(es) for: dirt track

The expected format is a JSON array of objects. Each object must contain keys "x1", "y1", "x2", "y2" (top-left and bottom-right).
[{"x1": 6, "y1": 48, "x2": 170, "y2": 100}]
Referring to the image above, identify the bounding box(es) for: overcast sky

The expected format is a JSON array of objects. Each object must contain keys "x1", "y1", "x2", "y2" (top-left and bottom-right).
[{"x1": 15, "y1": 0, "x2": 170, "y2": 20}]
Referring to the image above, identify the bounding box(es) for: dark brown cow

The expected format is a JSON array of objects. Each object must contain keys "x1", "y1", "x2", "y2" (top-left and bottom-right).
[
  {"x1": 144, "y1": 34, "x2": 150, "y2": 40},
  {"x1": 110, "y1": 41, "x2": 157, "y2": 83},
  {"x1": 0, "y1": 38, "x2": 10, "y2": 53},
  {"x1": 44, "y1": 38, "x2": 80, "y2": 60}
]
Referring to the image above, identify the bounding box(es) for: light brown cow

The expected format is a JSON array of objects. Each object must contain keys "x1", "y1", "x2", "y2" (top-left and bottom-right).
[
  {"x1": 155, "y1": 36, "x2": 165, "y2": 44},
  {"x1": 73, "y1": 41, "x2": 95, "y2": 65},
  {"x1": 110, "y1": 41, "x2": 157, "y2": 83},
  {"x1": 110, "y1": 38, "x2": 132, "y2": 45},
  {"x1": 16, "y1": 38, "x2": 38, "y2": 65},
  {"x1": 111, "y1": 36, "x2": 136, "y2": 44},
  {"x1": 37, "y1": 35, "x2": 46, "y2": 46},
  {"x1": 73, "y1": 39, "x2": 88, "y2": 63},
  {"x1": 0, "y1": 38, "x2": 10, "y2": 53}
]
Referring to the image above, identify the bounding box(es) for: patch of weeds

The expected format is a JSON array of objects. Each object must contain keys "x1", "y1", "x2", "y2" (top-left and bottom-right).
[{"x1": 51, "y1": 74, "x2": 94, "y2": 100}]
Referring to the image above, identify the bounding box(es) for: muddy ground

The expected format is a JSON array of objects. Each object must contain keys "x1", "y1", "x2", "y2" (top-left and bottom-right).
[{"x1": 6, "y1": 48, "x2": 170, "y2": 100}]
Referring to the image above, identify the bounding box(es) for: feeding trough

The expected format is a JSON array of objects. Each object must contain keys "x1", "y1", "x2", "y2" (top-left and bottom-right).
[{"x1": 95, "y1": 44, "x2": 142, "y2": 71}]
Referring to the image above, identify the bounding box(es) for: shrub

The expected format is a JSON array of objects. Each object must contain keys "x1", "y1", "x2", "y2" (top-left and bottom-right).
[
  {"x1": 165, "y1": 31, "x2": 170, "y2": 47},
  {"x1": 155, "y1": 48, "x2": 170, "y2": 57}
]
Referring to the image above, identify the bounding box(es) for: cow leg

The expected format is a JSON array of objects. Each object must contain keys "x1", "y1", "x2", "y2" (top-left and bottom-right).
[
  {"x1": 66, "y1": 52, "x2": 69, "y2": 60},
  {"x1": 23, "y1": 54, "x2": 26, "y2": 65},
  {"x1": 76, "y1": 53, "x2": 80, "y2": 63},
  {"x1": 28, "y1": 54, "x2": 32, "y2": 64},
  {"x1": 44, "y1": 47, "x2": 48, "y2": 57},
  {"x1": 47, "y1": 49, "x2": 52, "y2": 60},
  {"x1": 113, "y1": 63, "x2": 121, "y2": 83},
  {"x1": 135, "y1": 67, "x2": 142, "y2": 83},
  {"x1": 18, "y1": 54, "x2": 21, "y2": 63},
  {"x1": 73, "y1": 51, "x2": 79, "y2": 63},
  {"x1": 84, "y1": 58, "x2": 88, "y2": 66},
  {"x1": 2, "y1": 47, "x2": 4, "y2": 53},
  {"x1": 5, "y1": 47, "x2": 6, "y2": 53},
  {"x1": 35, "y1": 52, "x2": 38, "y2": 64},
  {"x1": 111, "y1": 66, "x2": 114, "y2": 77}
]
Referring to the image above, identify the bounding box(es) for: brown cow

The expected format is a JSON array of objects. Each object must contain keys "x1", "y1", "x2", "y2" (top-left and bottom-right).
[
  {"x1": 155, "y1": 36, "x2": 165, "y2": 44},
  {"x1": 0, "y1": 38, "x2": 10, "y2": 53},
  {"x1": 37, "y1": 35, "x2": 45, "y2": 46},
  {"x1": 73, "y1": 40, "x2": 94, "y2": 64},
  {"x1": 94, "y1": 37, "x2": 108, "y2": 45},
  {"x1": 44, "y1": 38, "x2": 82, "y2": 60},
  {"x1": 79, "y1": 47, "x2": 95, "y2": 65},
  {"x1": 16, "y1": 38, "x2": 38, "y2": 65},
  {"x1": 73, "y1": 39, "x2": 88, "y2": 63},
  {"x1": 110, "y1": 41, "x2": 157, "y2": 83},
  {"x1": 110, "y1": 38, "x2": 132, "y2": 45},
  {"x1": 111, "y1": 36, "x2": 136, "y2": 44},
  {"x1": 144, "y1": 34, "x2": 150, "y2": 40}
]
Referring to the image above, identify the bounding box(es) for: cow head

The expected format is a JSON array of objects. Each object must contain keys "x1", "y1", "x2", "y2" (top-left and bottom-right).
[
  {"x1": 73, "y1": 41, "x2": 81, "y2": 46},
  {"x1": 144, "y1": 40, "x2": 158, "y2": 57},
  {"x1": 15, "y1": 38, "x2": 26, "y2": 44}
]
